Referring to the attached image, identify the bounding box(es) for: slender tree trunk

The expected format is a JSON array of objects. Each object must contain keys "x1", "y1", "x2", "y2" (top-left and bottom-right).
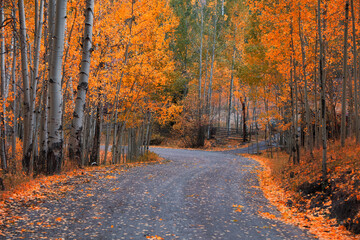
[
  {"x1": 18, "y1": 0, "x2": 32, "y2": 173},
  {"x1": 31, "y1": 0, "x2": 45, "y2": 174},
  {"x1": 11, "y1": 7, "x2": 17, "y2": 170},
  {"x1": 351, "y1": 0, "x2": 359, "y2": 143},
  {"x1": 241, "y1": 97, "x2": 247, "y2": 143},
  {"x1": 197, "y1": 3, "x2": 205, "y2": 147},
  {"x1": 299, "y1": 9, "x2": 313, "y2": 155},
  {"x1": 290, "y1": 22, "x2": 299, "y2": 164},
  {"x1": 47, "y1": 0, "x2": 68, "y2": 174},
  {"x1": 207, "y1": 11, "x2": 218, "y2": 138},
  {"x1": 203, "y1": 50, "x2": 209, "y2": 103},
  {"x1": 226, "y1": 30, "x2": 236, "y2": 137},
  {"x1": 198, "y1": 4, "x2": 204, "y2": 104},
  {"x1": 90, "y1": 103, "x2": 101, "y2": 165},
  {"x1": 314, "y1": 28, "x2": 320, "y2": 149},
  {"x1": 104, "y1": 121, "x2": 110, "y2": 164},
  {"x1": 341, "y1": 1, "x2": 350, "y2": 147},
  {"x1": 218, "y1": 89, "x2": 222, "y2": 127},
  {"x1": 39, "y1": 0, "x2": 55, "y2": 171},
  {"x1": 318, "y1": 0, "x2": 327, "y2": 180},
  {"x1": 69, "y1": 0, "x2": 95, "y2": 166},
  {"x1": 0, "y1": 4, "x2": 7, "y2": 172}
]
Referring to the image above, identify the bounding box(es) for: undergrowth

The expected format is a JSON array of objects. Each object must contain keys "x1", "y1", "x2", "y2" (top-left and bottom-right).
[{"x1": 252, "y1": 138, "x2": 360, "y2": 239}]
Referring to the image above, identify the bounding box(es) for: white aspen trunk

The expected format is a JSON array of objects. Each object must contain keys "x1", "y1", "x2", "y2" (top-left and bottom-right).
[
  {"x1": 118, "y1": 124, "x2": 125, "y2": 163},
  {"x1": 11, "y1": 7, "x2": 17, "y2": 168},
  {"x1": 111, "y1": 122, "x2": 118, "y2": 164},
  {"x1": 218, "y1": 89, "x2": 222, "y2": 127},
  {"x1": 198, "y1": 4, "x2": 204, "y2": 103},
  {"x1": 299, "y1": 10, "x2": 313, "y2": 154},
  {"x1": 350, "y1": 0, "x2": 359, "y2": 143},
  {"x1": 207, "y1": 12, "x2": 218, "y2": 137},
  {"x1": 317, "y1": 0, "x2": 327, "y2": 180},
  {"x1": 145, "y1": 112, "x2": 152, "y2": 153},
  {"x1": 221, "y1": 0, "x2": 224, "y2": 16},
  {"x1": 18, "y1": 0, "x2": 32, "y2": 173},
  {"x1": 203, "y1": 50, "x2": 208, "y2": 102},
  {"x1": 47, "y1": 0, "x2": 68, "y2": 174},
  {"x1": 341, "y1": 1, "x2": 349, "y2": 147},
  {"x1": 196, "y1": 3, "x2": 205, "y2": 147},
  {"x1": 290, "y1": 21, "x2": 300, "y2": 163},
  {"x1": 81, "y1": 111, "x2": 91, "y2": 165},
  {"x1": 69, "y1": 0, "x2": 94, "y2": 166},
  {"x1": 103, "y1": 122, "x2": 110, "y2": 165},
  {"x1": 314, "y1": 33, "x2": 320, "y2": 148},
  {"x1": 39, "y1": 0, "x2": 55, "y2": 169},
  {"x1": 289, "y1": 55, "x2": 296, "y2": 163},
  {"x1": 0, "y1": 4, "x2": 7, "y2": 171},
  {"x1": 226, "y1": 30, "x2": 236, "y2": 136},
  {"x1": 31, "y1": 0, "x2": 44, "y2": 174}
]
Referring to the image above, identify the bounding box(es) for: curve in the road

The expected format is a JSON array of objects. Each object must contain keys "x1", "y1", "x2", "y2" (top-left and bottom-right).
[{"x1": 2, "y1": 147, "x2": 314, "y2": 240}]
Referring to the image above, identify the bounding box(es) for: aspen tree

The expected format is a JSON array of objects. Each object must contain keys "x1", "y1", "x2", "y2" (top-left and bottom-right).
[
  {"x1": 226, "y1": 29, "x2": 236, "y2": 137},
  {"x1": 341, "y1": 1, "x2": 350, "y2": 147},
  {"x1": 299, "y1": 8, "x2": 313, "y2": 155},
  {"x1": 18, "y1": 0, "x2": 32, "y2": 173},
  {"x1": 69, "y1": 0, "x2": 95, "y2": 166},
  {"x1": 0, "y1": 3, "x2": 6, "y2": 171},
  {"x1": 350, "y1": 0, "x2": 359, "y2": 143},
  {"x1": 47, "y1": 0, "x2": 68, "y2": 174},
  {"x1": 317, "y1": 0, "x2": 327, "y2": 180}
]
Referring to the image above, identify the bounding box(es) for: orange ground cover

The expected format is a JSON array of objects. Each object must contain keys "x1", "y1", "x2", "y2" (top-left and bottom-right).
[{"x1": 246, "y1": 138, "x2": 360, "y2": 239}]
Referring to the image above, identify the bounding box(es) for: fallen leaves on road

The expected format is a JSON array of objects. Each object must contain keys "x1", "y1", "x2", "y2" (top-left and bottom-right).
[
  {"x1": 146, "y1": 235, "x2": 164, "y2": 240},
  {"x1": 258, "y1": 211, "x2": 276, "y2": 220},
  {"x1": 0, "y1": 160, "x2": 163, "y2": 238},
  {"x1": 232, "y1": 204, "x2": 243, "y2": 213},
  {"x1": 248, "y1": 154, "x2": 360, "y2": 240}
]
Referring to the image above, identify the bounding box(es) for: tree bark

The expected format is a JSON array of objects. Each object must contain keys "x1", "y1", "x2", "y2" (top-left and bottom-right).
[
  {"x1": 69, "y1": 0, "x2": 95, "y2": 166},
  {"x1": 11, "y1": 7, "x2": 17, "y2": 170},
  {"x1": 299, "y1": 9, "x2": 313, "y2": 155},
  {"x1": 18, "y1": 0, "x2": 32, "y2": 173},
  {"x1": 207, "y1": 9, "x2": 218, "y2": 138},
  {"x1": 90, "y1": 103, "x2": 101, "y2": 165},
  {"x1": 317, "y1": 0, "x2": 327, "y2": 180},
  {"x1": 226, "y1": 30, "x2": 236, "y2": 137},
  {"x1": 341, "y1": 1, "x2": 350, "y2": 147},
  {"x1": 31, "y1": 0, "x2": 45, "y2": 174},
  {"x1": 0, "y1": 4, "x2": 7, "y2": 172},
  {"x1": 350, "y1": 0, "x2": 359, "y2": 143},
  {"x1": 47, "y1": 0, "x2": 68, "y2": 174}
]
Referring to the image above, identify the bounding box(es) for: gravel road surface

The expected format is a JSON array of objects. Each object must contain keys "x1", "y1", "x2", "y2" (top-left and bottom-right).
[{"x1": 2, "y1": 147, "x2": 314, "y2": 240}]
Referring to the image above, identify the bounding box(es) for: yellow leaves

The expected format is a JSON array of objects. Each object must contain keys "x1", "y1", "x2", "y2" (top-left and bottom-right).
[
  {"x1": 232, "y1": 204, "x2": 243, "y2": 212},
  {"x1": 146, "y1": 236, "x2": 164, "y2": 240},
  {"x1": 258, "y1": 211, "x2": 277, "y2": 220},
  {"x1": 104, "y1": 175, "x2": 116, "y2": 180}
]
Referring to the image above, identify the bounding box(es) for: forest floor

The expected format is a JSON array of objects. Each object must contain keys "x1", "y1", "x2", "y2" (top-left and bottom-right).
[
  {"x1": 0, "y1": 146, "x2": 315, "y2": 239},
  {"x1": 247, "y1": 138, "x2": 360, "y2": 239}
]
